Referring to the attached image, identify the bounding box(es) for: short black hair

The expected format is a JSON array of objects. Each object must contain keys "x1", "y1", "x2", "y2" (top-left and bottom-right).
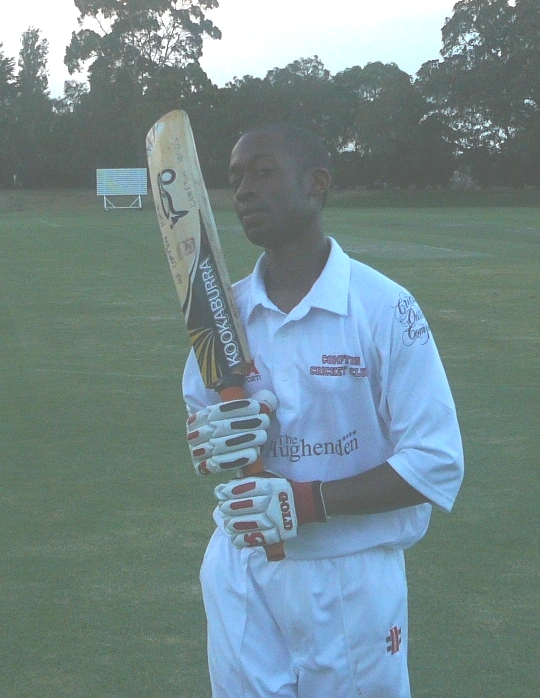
[
  {"x1": 239, "y1": 123, "x2": 332, "y2": 207},
  {"x1": 240, "y1": 123, "x2": 332, "y2": 177}
]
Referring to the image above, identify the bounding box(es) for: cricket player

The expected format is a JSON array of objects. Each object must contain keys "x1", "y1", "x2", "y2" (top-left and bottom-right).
[{"x1": 183, "y1": 124, "x2": 464, "y2": 697}]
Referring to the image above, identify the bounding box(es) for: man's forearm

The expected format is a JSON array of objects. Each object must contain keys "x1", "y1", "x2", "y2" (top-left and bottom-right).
[{"x1": 321, "y1": 463, "x2": 429, "y2": 517}]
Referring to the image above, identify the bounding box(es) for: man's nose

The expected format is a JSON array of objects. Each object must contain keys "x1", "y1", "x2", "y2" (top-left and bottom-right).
[{"x1": 234, "y1": 175, "x2": 256, "y2": 202}]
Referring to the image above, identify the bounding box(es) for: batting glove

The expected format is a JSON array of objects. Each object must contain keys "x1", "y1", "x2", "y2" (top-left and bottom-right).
[
  {"x1": 215, "y1": 475, "x2": 328, "y2": 549},
  {"x1": 186, "y1": 389, "x2": 277, "y2": 476}
]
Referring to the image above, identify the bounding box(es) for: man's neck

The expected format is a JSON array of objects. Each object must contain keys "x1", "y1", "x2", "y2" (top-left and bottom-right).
[{"x1": 263, "y1": 234, "x2": 331, "y2": 314}]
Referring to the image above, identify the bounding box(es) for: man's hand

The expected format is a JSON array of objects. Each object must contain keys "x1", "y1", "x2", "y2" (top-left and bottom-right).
[
  {"x1": 186, "y1": 390, "x2": 277, "y2": 476},
  {"x1": 215, "y1": 476, "x2": 327, "y2": 549}
]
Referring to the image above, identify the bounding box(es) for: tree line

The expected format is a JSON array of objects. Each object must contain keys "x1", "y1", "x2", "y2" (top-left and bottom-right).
[{"x1": 0, "y1": 0, "x2": 539, "y2": 191}]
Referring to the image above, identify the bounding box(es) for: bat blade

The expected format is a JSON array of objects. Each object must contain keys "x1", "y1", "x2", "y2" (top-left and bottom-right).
[
  {"x1": 146, "y1": 110, "x2": 285, "y2": 561},
  {"x1": 146, "y1": 110, "x2": 250, "y2": 392}
]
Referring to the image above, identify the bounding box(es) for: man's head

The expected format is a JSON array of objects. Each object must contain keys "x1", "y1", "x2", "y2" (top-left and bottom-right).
[
  {"x1": 240, "y1": 124, "x2": 332, "y2": 192},
  {"x1": 228, "y1": 124, "x2": 332, "y2": 249}
]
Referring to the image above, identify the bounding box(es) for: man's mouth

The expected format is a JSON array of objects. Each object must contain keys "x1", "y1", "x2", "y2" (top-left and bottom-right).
[{"x1": 240, "y1": 209, "x2": 267, "y2": 230}]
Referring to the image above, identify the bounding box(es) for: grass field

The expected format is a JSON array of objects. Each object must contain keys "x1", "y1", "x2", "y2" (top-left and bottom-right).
[{"x1": 1, "y1": 188, "x2": 539, "y2": 697}]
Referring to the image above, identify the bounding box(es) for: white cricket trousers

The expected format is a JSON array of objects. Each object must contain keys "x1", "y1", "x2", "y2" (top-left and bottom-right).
[{"x1": 200, "y1": 529, "x2": 411, "y2": 698}]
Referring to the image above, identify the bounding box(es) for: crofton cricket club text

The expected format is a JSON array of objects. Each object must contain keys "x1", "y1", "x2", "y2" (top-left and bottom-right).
[{"x1": 310, "y1": 354, "x2": 368, "y2": 378}]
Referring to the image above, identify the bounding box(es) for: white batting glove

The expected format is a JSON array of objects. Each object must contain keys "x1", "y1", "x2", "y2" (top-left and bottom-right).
[
  {"x1": 215, "y1": 476, "x2": 328, "y2": 549},
  {"x1": 215, "y1": 476, "x2": 298, "y2": 548},
  {"x1": 186, "y1": 389, "x2": 277, "y2": 476}
]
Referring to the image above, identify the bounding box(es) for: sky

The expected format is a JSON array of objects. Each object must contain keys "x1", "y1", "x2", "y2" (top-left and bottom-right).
[{"x1": 0, "y1": 0, "x2": 457, "y2": 98}]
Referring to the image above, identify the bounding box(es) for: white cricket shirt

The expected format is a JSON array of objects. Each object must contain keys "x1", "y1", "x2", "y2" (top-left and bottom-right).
[{"x1": 183, "y1": 238, "x2": 464, "y2": 560}]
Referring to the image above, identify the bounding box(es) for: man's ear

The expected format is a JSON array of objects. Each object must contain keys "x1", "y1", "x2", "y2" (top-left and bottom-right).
[{"x1": 308, "y1": 167, "x2": 331, "y2": 203}]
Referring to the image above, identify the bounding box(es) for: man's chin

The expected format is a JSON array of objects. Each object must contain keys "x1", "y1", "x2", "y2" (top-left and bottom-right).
[{"x1": 243, "y1": 223, "x2": 276, "y2": 248}]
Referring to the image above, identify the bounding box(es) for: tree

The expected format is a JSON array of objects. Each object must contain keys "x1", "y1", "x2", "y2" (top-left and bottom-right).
[
  {"x1": 263, "y1": 56, "x2": 338, "y2": 142},
  {"x1": 0, "y1": 44, "x2": 17, "y2": 186},
  {"x1": 18, "y1": 26, "x2": 50, "y2": 96},
  {"x1": 14, "y1": 28, "x2": 54, "y2": 186},
  {"x1": 64, "y1": 0, "x2": 222, "y2": 168},
  {"x1": 332, "y1": 62, "x2": 450, "y2": 188},
  {"x1": 0, "y1": 45, "x2": 16, "y2": 95},
  {"x1": 416, "y1": 0, "x2": 540, "y2": 184},
  {"x1": 141, "y1": 60, "x2": 216, "y2": 132},
  {"x1": 191, "y1": 57, "x2": 340, "y2": 187},
  {"x1": 333, "y1": 62, "x2": 414, "y2": 154},
  {"x1": 65, "y1": 0, "x2": 221, "y2": 92}
]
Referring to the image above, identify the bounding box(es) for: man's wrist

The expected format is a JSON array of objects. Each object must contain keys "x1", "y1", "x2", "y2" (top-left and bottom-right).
[{"x1": 291, "y1": 480, "x2": 328, "y2": 525}]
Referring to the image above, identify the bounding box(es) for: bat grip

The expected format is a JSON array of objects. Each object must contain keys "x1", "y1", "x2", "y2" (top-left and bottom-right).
[{"x1": 219, "y1": 384, "x2": 286, "y2": 562}]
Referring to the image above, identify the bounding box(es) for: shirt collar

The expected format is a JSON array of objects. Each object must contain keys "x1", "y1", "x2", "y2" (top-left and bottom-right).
[{"x1": 247, "y1": 237, "x2": 350, "y2": 319}]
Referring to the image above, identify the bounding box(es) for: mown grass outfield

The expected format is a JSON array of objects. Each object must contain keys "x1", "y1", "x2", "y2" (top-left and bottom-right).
[{"x1": 1, "y1": 188, "x2": 539, "y2": 697}]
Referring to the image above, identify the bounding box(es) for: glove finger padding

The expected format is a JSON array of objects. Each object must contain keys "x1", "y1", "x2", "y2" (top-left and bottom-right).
[
  {"x1": 189, "y1": 415, "x2": 270, "y2": 452},
  {"x1": 215, "y1": 477, "x2": 298, "y2": 549},
  {"x1": 197, "y1": 447, "x2": 260, "y2": 475},
  {"x1": 186, "y1": 390, "x2": 277, "y2": 476}
]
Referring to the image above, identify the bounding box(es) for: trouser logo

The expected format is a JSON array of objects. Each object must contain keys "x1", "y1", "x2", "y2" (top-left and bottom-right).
[{"x1": 386, "y1": 626, "x2": 402, "y2": 654}]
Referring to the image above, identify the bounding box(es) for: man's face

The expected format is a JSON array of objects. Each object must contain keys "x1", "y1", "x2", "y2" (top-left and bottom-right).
[{"x1": 228, "y1": 131, "x2": 317, "y2": 249}]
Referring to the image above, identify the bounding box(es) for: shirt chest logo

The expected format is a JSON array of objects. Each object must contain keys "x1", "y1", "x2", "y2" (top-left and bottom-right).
[{"x1": 310, "y1": 354, "x2": 368, "y2": 378}]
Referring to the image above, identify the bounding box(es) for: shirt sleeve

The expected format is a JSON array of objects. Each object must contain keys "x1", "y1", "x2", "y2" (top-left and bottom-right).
[
  {"x1": 182, "y1": 348, "x2": 219, "y2": 415},
  {"x1": 378, "y1": 292, "x2": 464, "y2": 512}
]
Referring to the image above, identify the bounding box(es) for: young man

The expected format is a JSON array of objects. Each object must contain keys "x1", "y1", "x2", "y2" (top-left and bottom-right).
[{"x1": 183, "y1": 124, "x2": 464, "y2": 698}]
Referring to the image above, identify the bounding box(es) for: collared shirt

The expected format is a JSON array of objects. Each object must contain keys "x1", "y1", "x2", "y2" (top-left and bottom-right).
[{"x1": 183, "y1": 238, "x2": 464, "y2": 559}]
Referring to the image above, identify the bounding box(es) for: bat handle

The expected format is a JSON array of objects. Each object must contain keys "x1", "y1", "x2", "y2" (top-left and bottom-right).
[{"x1": 219, "y1": 385, "x2": 286, "y2": 562}]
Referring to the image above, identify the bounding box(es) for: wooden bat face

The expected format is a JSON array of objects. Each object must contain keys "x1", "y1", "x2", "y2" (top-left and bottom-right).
[
  {"x1": 146, "y1": 111, "x2": 251, "y2": 391},
  {"x1": 147, "y1": 111, "x2": 286, "y2": 561}
]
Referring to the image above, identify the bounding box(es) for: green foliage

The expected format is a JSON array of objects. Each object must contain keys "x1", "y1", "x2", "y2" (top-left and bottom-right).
[
  {"x1": 60, "y1": 0, "x2": 223, "y2": 175},
  {"x1": 0, "y1": 44, "x2": 17, "y2": 187},
  {"x1": 18, "y1": 27, "x2": 50, "y2": 95},
  {"x1": 416, "y1": 0, "x2": 540, "y2": 185},
  {"x1": 332, "y1": 62, "x2": 454, "y2": 188},
  {"x1": 0, "y1": 1, "x2": 538, "y2": 189},
  {"x1": 0, "y1": 32, "x2": 54, "y2": 187},
  {"x1": 66, "y1": 0, "x2": 221, "y2": 91},
  {"x1": 13, "y1": 28, "x2": 56, "y2": 187}
]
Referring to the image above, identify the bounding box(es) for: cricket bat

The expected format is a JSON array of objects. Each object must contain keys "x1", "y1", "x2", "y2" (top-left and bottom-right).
[{"x1": 146, "y1": 110, "x2": 285, "y2": 562}]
